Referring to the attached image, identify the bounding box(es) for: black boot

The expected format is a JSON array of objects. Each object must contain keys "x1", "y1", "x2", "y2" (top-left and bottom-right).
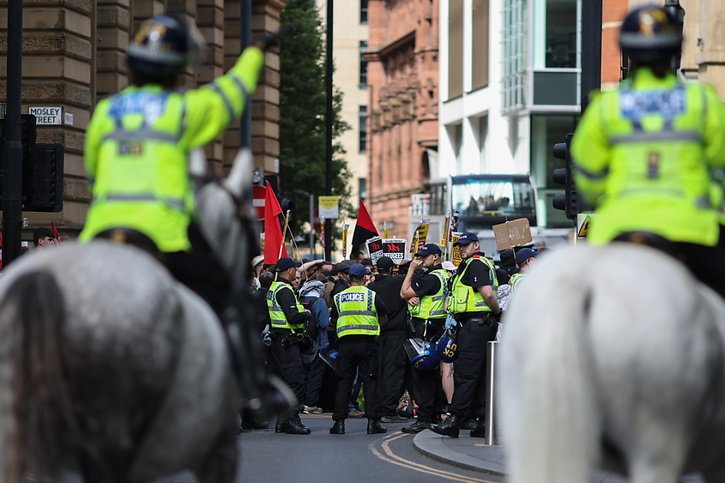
[
  {"x1": 430, "y1": 414, "x2": 460, "y2": 438},
  {"x1": 367, "y1": 419, "x2": 387, "y2": 435},
  {"x1": 401, "y1": 419, "x2": 430, "y2": 434},
  {"x1": 281, "y1": 412, "x2": 311, "y2": 435},
  {"x1": 330, "y1": 419, "x2": 345, "y2": 434},
  {"x1": 275, "y1": 415, "x2": 285, "y2": 433},
  {"x1": 469, "y1": 419, "x2": 486, "y2": 438}
]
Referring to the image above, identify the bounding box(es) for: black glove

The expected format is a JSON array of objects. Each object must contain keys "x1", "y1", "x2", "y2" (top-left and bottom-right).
[{"x1": 253, "y1": 24, "x2": 296, "y2": 50}]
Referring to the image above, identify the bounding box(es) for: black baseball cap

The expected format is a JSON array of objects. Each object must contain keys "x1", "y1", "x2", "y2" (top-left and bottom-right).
[
  {"x1": 454, "y1": 232, "x2": 479, "y2": 246},
  {"x1": 275, "y1": 257, "x2": 302, "y2": 272},
  {"x1": 415, "y1": 243, "x2": 442, "y2": 257}
]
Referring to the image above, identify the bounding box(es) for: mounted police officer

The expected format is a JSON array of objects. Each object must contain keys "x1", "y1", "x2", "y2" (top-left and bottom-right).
[
  {"x1": 80, "y1": 13, "x2": 266, "y2": 311},
  {"x1": 330, "y1": 264, "x2": 389, "y2": 435},
  {"x1": 571, "y1": 4, "x2": 725, "y2": 298},
  {"x1": 430, "y1": 233, "x2": 500, "y2": 439},
  {"x1": 400, "y1": 243, "x2": 449, "y2": 434},
  {"x1": 268, "y1": 257, "x2": 313, "y2": 435}
]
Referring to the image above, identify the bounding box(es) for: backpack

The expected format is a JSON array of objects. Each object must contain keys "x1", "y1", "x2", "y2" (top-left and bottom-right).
[{"x1": 300, "y1": 296, "x2": 320, "y2": 340}]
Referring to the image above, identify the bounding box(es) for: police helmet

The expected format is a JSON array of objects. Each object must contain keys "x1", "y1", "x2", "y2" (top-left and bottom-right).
[
  {"x1": 128, "y1": 14, "x2": 206, "y2": 83},
  {"x1": 619, "y1": 5, "x2": 682, "y2": 66},
  {"x1": 404, "y1": 338, "x2": 440, "y2": 370},
  {"x1": 437, "y1": 329, "x2": 458, "y2": 364}
]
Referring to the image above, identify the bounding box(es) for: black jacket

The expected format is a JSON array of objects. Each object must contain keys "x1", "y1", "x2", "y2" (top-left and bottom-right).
[{"x1": 368, "y1": 273, "x2": 409, "y2": 332}]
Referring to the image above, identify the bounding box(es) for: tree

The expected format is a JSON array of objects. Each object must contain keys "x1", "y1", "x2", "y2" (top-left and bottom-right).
[{"x1": 279, "y1": 0, "x2": 352, "y2": 239}]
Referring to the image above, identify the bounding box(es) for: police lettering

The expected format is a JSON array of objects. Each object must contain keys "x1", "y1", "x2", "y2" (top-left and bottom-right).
[{"x1": 341, "y1": 293, "x2": 365, "y2": 302}]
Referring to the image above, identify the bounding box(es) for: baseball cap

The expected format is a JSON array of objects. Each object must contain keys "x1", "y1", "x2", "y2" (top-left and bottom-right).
[
  {"x1": 252, "y1": 254, "x2": 265, "y2": 268},
  {"x1": 454, "y1": 232, "x2": 479, "y2": 246},
  {"x1": 332, "y1": 259, "x2": 353, "y2": 275},
  {"x1": 442, "y1": 261, "x2": 457, "y2": 272},
  {"x1": 275, "y1": 257, "x2": 302, "y2": 272},
  {"x1": 376, "y1": 256, "x2": 395, "y2": 272},
  {"x1": 515, "y1": 248, "x2": 538, "y2": 265},
  {"x1": 348, "y1": 263, "x2": 372, "y2": 279},
  {"x1": 415, "y1": 243, "x2": 442, "y2": 257}
]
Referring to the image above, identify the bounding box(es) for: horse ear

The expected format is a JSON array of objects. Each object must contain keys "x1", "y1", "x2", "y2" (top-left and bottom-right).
[
  {"x1": 189, "y1": 148, "x2": 207, "y2": 176},
  {"x1": 225, "y1": 148, "x2": 252, "y2": 197}
]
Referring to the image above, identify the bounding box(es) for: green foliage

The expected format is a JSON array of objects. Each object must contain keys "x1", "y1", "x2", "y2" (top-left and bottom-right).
[{"x1": 279, "y1": 0, "x2": 352, "y2": 236}]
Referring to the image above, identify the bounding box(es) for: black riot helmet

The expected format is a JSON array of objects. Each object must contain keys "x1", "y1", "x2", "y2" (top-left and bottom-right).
[
  {"x1": 127, "y1": 13, "x2": 206, "y2": 86},
  {"x1": 619, "y1": 5, "x2": 682, "y2": 67}
]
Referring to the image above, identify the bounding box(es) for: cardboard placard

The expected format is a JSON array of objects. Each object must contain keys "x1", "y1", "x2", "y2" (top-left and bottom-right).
[
  {"x1": 382, "y1": 238, "x2": 407, "y2": 264},
  {"x1": 492, "y1": 218, "x2": 532, "y2": 251},
  {"x1": 365, "y1": 236, "x2": 384, "y2": 263}
]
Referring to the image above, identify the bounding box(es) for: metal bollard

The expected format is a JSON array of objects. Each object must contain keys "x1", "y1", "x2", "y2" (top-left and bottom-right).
[{"x1": 484, "y1": 340, "x2": 498, "y2": 445}]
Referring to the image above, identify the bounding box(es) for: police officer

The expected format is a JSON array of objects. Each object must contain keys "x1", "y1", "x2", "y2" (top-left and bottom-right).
[
  {"x1": 80, "y1": 13, "x2": 267, "y2": 311},
  {"x1": 330, "y1": 263, "x2": 389, "y2": 435},
  {"x1": 509, "y1": 247, "x2": 538, "y2": 294},
  {"x1": 430, "y1": 233, "x2": 500, "y2": 438},
  {"x1": 571, "y1": 5, "x2": 725, "y2": 298},
  {"x1": 267, "y1": 257, "x2": 313, "y2": 435},
  {"x1": 400, "y1": 243, "x2": 449, "y2": 434}
]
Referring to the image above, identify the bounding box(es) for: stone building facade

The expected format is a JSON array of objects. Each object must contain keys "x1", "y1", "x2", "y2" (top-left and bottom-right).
[
  {"x1": 366, "y1": 0, "x2": 438, "y2": 238},
  {"x1": 0, "y1": 0, "x2": 283, "y2": 237}
]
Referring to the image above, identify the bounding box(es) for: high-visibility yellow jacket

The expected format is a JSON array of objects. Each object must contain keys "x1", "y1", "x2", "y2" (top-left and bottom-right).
[{"x1": 80, "y1": 47, "x2": 265, "y2": 253}]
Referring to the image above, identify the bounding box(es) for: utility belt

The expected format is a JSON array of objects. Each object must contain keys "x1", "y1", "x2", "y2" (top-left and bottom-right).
[
  {"x1": 412, "y1": 316, "x2": 446, "y2": 327},
  {"x1": 270, "y1": 327, "x2": 308, "y2": 348},
  {"x1": 454, "y1": 312, "x2": 497, "y2": 328}
]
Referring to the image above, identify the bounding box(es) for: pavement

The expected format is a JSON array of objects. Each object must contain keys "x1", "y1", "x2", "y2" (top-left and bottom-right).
[{"x1": 411, "y1": 429, "x2": 704, "y2": 483}]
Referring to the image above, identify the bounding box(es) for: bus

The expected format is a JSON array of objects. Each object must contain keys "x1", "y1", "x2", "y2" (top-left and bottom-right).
[{"x1": 413, "y1": 174, "x2": 569, "y2": 260}]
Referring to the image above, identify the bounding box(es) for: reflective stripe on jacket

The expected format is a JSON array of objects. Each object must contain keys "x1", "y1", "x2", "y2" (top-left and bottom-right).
[
  {"x1": 334, "y1": 286, "x2": 380, "y2": 338},
  {"x1": 267, "y1": 281, "x2": 306, "y2": 331},
  {"x1": 449, "y1": 256, "x2": 498, "y2": 315}
]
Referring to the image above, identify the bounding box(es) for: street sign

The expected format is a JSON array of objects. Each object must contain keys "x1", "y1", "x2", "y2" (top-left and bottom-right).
[
  {"x1": 318, "y1": 195, "x2": 340, "y2": 219},
  {"x1": 28, "y1": 106, "x2": 62, "y2": 125},
  {"x1": 252, "y1": 185, "x2": 266, "y2": 220}
]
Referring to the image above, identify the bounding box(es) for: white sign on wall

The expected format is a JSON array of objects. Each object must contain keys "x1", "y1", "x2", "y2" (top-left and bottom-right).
[{"x1": 28, "y1": 106, "x2": 62, "y2": 125}]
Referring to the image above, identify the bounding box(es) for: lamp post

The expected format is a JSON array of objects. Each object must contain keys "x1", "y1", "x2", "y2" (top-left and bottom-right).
[{"x1": 324, "y1": 0, "x2": 334, "y2": 260}]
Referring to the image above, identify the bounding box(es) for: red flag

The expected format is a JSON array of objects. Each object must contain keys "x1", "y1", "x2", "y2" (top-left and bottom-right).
[
  {"x1": 263, "y1": 181, "x2": 288, "y2": 264},
  {"x1": 351, "y1": 197, "x2": 379, "y2": 255},
  {"x1": 50, "y1": 221, "x2": 61, "y2": 244}
]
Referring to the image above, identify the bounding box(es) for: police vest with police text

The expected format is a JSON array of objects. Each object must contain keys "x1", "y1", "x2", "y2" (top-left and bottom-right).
[
  {"x1": 334, "y1": 286, "x2": 380, "y2": 338},
  {"x1": 449, "y1": 256, "x2": 498, "y2": 315},
  {"x1": 410, "y1": 268, "x2": 449, "y2": 320},
  {"x1": 267, "y1": 281, "x2": 306, "y2": 331}
]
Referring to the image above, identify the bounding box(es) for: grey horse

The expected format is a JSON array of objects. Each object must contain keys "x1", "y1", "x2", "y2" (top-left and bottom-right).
[
  {"x1": 0, "y1": 150, "x2": 258, "y2": 483},
  {"x1": 498, "y1": 244, "x2": 725, "y2": 483}
]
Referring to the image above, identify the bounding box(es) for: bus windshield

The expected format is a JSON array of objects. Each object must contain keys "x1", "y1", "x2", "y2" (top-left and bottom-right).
[{"x1": 451, "y1": 174, "x2": 536, "y2": 230}]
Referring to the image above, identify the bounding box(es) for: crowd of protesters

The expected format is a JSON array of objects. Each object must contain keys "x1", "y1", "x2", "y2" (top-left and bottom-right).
[{"x1": 243, "y1": 238, "x2": 541, "y2": 437}]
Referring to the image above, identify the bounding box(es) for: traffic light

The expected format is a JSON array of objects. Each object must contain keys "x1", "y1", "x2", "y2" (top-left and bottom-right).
[
  {"x1": 551, "y1": 133, "x2": 578, "y2": 221},
  {"x1": 0, "y1": 115, "x2": 65, "y2": 212}
]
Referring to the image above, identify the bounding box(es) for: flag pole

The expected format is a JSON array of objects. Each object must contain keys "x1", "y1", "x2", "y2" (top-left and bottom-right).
[{"x1": 279, "y1": 209, "x2": 291, "y2": 259}]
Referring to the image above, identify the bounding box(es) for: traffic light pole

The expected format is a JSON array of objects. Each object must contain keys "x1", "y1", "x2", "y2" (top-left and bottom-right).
[
  {"x1": 580, "y1": 0, "x2": 602, "y2": 112},
  {"x1": 3, "y1": 0, "x2": 24, "y2": 266},
  {"x1": 324, "y1": 0, "x2": 333, "y2": 261}
]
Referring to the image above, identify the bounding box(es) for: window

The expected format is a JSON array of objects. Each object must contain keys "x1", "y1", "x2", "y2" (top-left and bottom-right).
[
  {"x1": 533, "y1": 0, "x2": 578, "y2": 69},
  {"x1": 359, "y1": 41, "x2": 368, "y2": 87},
  {"x1": 471, "y1": 0, "x2": 489, "y2": 90},
  {"x1": 358, "y1": 177, "x2": 367, "y2": 199},
  {"x1": 502, "y1": 0, "x2": 526, "y2": 113},
  {"x1": 360, "y1": 0, "x2": 368, "y2": 24},
  {"x1": 448, "y1": 0, "x2": 464, "y2": 99},
  {"x1": 359, "y1": 105, "x2": 368, "y2": 152}
]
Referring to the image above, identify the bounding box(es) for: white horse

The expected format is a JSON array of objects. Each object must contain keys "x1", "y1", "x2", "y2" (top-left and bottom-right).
[
  {"x1": 0, "y1": 150, "x2": 268, "y2": 483},
  {"x1": 498, "y1": 243, "x2": 725, "y2": 483}
]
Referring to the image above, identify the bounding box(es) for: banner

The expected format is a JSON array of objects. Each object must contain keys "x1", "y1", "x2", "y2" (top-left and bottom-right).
[
  {"x1": 342, "y1": 223, "x2": 349, "y2": 258},
  {"x1": 451, "y1": 232, "x2": 462, "y2": 267},
  {"x1": 365, "y1": 235, "x2": 384, "y2": 264},
  {"x1": 410, "y1": 222, "x2": 430, "y2": 253},
  {"x1": 382, "y1": 238, "x2": 407, "y2": 264},
  {"x1": 318, "y1": 195, "x2": 340, "y2": 219}
]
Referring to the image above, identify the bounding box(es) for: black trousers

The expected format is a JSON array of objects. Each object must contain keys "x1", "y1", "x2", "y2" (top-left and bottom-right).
[
  {"x1": 269, "y1": 330, "x2": 306, "y2": 410},
  {"x1": 449, "y1": 316, "x2": 497, "y2": 420},
  {"x1": 376, "y1": 330, "x2": 408, "y2": 417},
  {"x1": 410, "y1": 318, "x2": 445, "y2": 422},
  {"x1": 333, "y1": 335, "x2": 380, "y2": 420}
]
